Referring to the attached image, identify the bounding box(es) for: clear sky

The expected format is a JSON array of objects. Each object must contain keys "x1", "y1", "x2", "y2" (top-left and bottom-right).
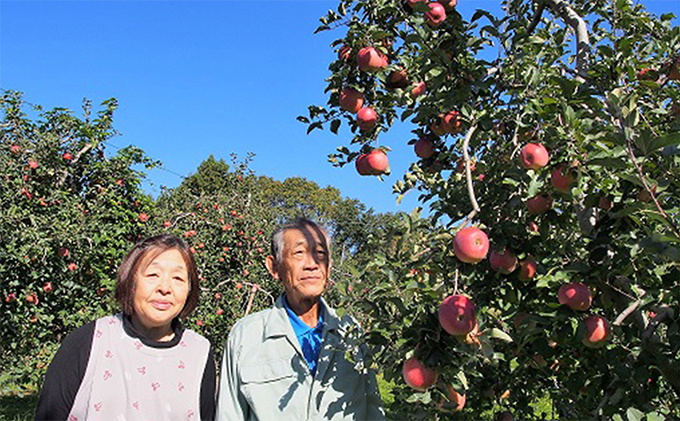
[{"x1": 1, "y1": 0, "x2": 678, "y2": 215}]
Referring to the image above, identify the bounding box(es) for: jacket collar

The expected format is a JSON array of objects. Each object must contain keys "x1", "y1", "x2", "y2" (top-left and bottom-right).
[{"x1": 264, "y1": 294, "x2": 340, "y2": 339}]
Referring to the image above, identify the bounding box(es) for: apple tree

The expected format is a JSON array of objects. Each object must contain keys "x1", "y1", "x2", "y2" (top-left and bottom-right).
[
  {"x1": 0, "y1": 91, "x2": 158, "y2": 392},
  {"x1": 302, "y1": 0, "x2": 679, "y2": 419}
]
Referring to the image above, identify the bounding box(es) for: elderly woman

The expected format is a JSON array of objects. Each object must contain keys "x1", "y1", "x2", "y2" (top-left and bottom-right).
[{"x1": 35, "y1": 234, "x2": 215, "y2": 420}]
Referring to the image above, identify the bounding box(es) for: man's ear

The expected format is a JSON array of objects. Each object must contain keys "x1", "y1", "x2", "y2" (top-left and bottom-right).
[{"x1": 265, "y1": 255, "x2": 279, "y2": 280}]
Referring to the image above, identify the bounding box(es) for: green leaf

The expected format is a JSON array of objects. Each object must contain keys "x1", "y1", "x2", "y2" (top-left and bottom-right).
[
  {"x1": 485, "y1": 328, "x2": 513, "y2": 342},
  {"x1": 456, "y1": 371, "x2": 468, "y2": 390},
  {"x1": 647, "y1": 132, "x2": 680, "y2": 152},
  {"x1": 646, "y1": 411, "x2": 666, "y2": 421},
  {"x1": 587, "y1": 157, "x2": 628, "y2": 169},
  {"x1": 626, "y1": 407, "x2": 644, "y2": 421},
  {"x1": 401, "y1": 108, "x2": 415, "y2": 122},
  {"x1": 330, "y1": 119, "x2": 341, "y2": 135},
  {"x1": 306, "y1": 122, "x2": 323, "y2": 135}
]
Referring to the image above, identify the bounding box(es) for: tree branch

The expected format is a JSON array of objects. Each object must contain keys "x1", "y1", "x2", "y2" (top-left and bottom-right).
[
  {"x1": 623, "y1": 125, "x2": 680, "y2": 238},
  {"x1": 460, "y1": 124, "x2": 480, "y2": 227},
  {"x1": 526, "y1": 1, "x2": 546, "y2": 36},
  {"x1": 613, "y1": 299, "x2": 641, "y2": 326},
  {"x1": 544, "y1": 0, "x2": 590, "y2": 81}
]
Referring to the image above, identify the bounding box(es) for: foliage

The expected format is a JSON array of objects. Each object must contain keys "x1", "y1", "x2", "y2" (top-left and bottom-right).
[{"x1": 303, "y1": 0, "x2": 680, "y2": 419}]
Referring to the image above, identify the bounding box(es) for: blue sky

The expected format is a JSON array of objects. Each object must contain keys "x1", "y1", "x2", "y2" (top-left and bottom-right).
[{"x1": 1, "y1": 0, "x2": 678, "y2": 215}]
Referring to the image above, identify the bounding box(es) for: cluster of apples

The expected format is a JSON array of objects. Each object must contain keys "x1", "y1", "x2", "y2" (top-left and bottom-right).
[
  {"x1": 557, "y1": 282, "x2": 611, "y2": 348},
  {"x1": 338, "y1": 87, "x2": 388, "y2": 175},
  {"x1": 337, "y1": 0, "x2": 454, "y2": 177},
  {"x1": 400, "y1": 293, "x2": 473, "y2": 408},
  {"x1": 519, "y1": 143, "x2": 612, "y2": 346},
  {"x1": 520, "y1": 142, "x2": 577, "y2": 216}
]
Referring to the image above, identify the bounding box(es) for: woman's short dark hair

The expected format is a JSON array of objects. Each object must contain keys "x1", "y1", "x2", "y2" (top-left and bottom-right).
[{"x1": 115, "y1": 234, "x2": 199, "y2": 319}]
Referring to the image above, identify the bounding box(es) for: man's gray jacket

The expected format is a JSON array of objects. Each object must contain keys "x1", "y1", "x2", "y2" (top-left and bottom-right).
[{"x1": 215, "y1": 295, "x2": 385, "y2": 420}]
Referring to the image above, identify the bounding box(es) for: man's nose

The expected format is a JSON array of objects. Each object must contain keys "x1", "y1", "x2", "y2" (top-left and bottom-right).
[{"x1": 304, "y1": 252, "x2": 320, "y2": 268}]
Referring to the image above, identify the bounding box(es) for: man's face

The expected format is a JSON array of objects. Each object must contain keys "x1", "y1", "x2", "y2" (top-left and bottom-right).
[{"x1": 269, "y1": 226, "x2": 330, "y2": 304}]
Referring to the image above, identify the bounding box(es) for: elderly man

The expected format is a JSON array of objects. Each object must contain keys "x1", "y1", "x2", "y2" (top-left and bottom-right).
[{"x1": 216, "y1": 218, "x2": 384, "y2": 420}]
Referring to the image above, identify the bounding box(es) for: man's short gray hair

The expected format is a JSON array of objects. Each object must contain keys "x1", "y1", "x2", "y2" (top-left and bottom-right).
[{"x1": 270, "y1": 218, "x2": 332, "y2": 266}]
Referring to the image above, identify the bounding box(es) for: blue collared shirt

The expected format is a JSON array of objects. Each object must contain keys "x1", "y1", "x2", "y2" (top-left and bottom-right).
[{"x1": 283, "y1": 295, "x2": 324, "y2": 376}]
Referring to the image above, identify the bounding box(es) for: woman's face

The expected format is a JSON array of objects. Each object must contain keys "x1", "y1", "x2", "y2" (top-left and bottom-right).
[{"x1": 132, "y1": 248, "x2": 190, "y2": 330}]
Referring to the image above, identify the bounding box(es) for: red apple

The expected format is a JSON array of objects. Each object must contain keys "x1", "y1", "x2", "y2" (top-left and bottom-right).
[
  {"x1": 402, "y1": 357, "x2": 438, "y2": 391},
  {"x1": 518, "y1": 255, "x2": 537, "y2": 281},
  {"x1": 387, "y1": 69, "x2": 410, "y2": 89},
  {"x1": 527, "y1": 195, "x2": 552, "y2": 214},
  {"x1": 26, "y1": 294, "x2": 37, "y2": 304},
  {"x1": 366, "y1": 149, "x2": 389, "y2": 174},
  {"x1": 357, "y1": 46, "x2": 388, "y2": 72},
  {"x1": 637, "y1": 187, "x2": 655, "y2": 203},
  {"x1": 489, "y1": 249, "x2": 518, "y2": 274},
  {"x1": 43, "y1": 282, "x2": 53, "y2": 293},
  {"x1": 356, "y1": 153, "x2": 372, "y2": 176},
  {"x1": 28, "y1": 161, "x2": 39, "y2": 169},
  {"x1": 528, "y1": 221, "x2": 539, "y2": 233},
  {"x1": 216, "y1": 308, "x2": 224, "y2": 316},
  {"x1": 558, "y1": 282, "x2": 592, "y2": 311},
  {"x1": 598, "y1": 196, "x2": 613, "y2": 210},
  {"x1": 5, "y1": 293, "x2": 16, "y2": 303},
  {"x1": 668, "y1": 63, "x2": 680, "y2": 81},
  {"x1": 425, "y1": 2, "x2": 446, "y2": 26},
  {"x1": 339, "y1": 88, "x2": 364, "y2": 113},
  {"x1": 431, "y1": 120, "x2": 447, "y2": 136},
  {"x1": 139, "y1": 213, "x2": 149, "y2": 222},
  {"x1": 495, "y1": 411, "x2": 514, "y2": 421},
  {"x1": 520, "y1": 143, "x2": 549, "y2": 170},
  {"x1": 410, "y1": 81, "x2": 427, "y2": 98},
  {"x1": 513, "y1": 312, "x2": 531, "y2": 331},
  {"x1": 453, "y1": 227, "x2": 489, "y2": 263},
  {"x1": 58, "y1": 247, "x2": 70, "y2": 258},
  {"x1": 67, "y1": 263, "x2": 77, "y2": 272},
  {"x1": 637, "y1": 68, "x2": 659, "y2": 81},
  {"x1": 11, "y1": 145, "x2": 21, "y2": 154},
  {"x1": 582, "y1": 315, "x2": 611, "y2": 348},
  {"x1": 63, "y1": 152, "x2": 73, "y2": 161},
  {"x1": 438, "y1": 383, "x2": 466, "y2": 412},
  {"x1": 442, "y1": 111, "x2": 462, "y2": 133},
  {"x1": 357, "y1": 107, "x2": 378, "y2": 131},
  {"x1": 551, "y1": 165, "x2": 574, "y2": 193},
  {"x1": 439, "y1": 294, "x2": 476, "y2": 335},
  {"x1": 414, "y1": 138, "x2": 435, "y2": 158},
  {"x1": 338, "y1": 45, "x2": 351, "y2": 61},
  {"x1": 456, "y1": 158, "x2": 476, "y2": 174}
]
